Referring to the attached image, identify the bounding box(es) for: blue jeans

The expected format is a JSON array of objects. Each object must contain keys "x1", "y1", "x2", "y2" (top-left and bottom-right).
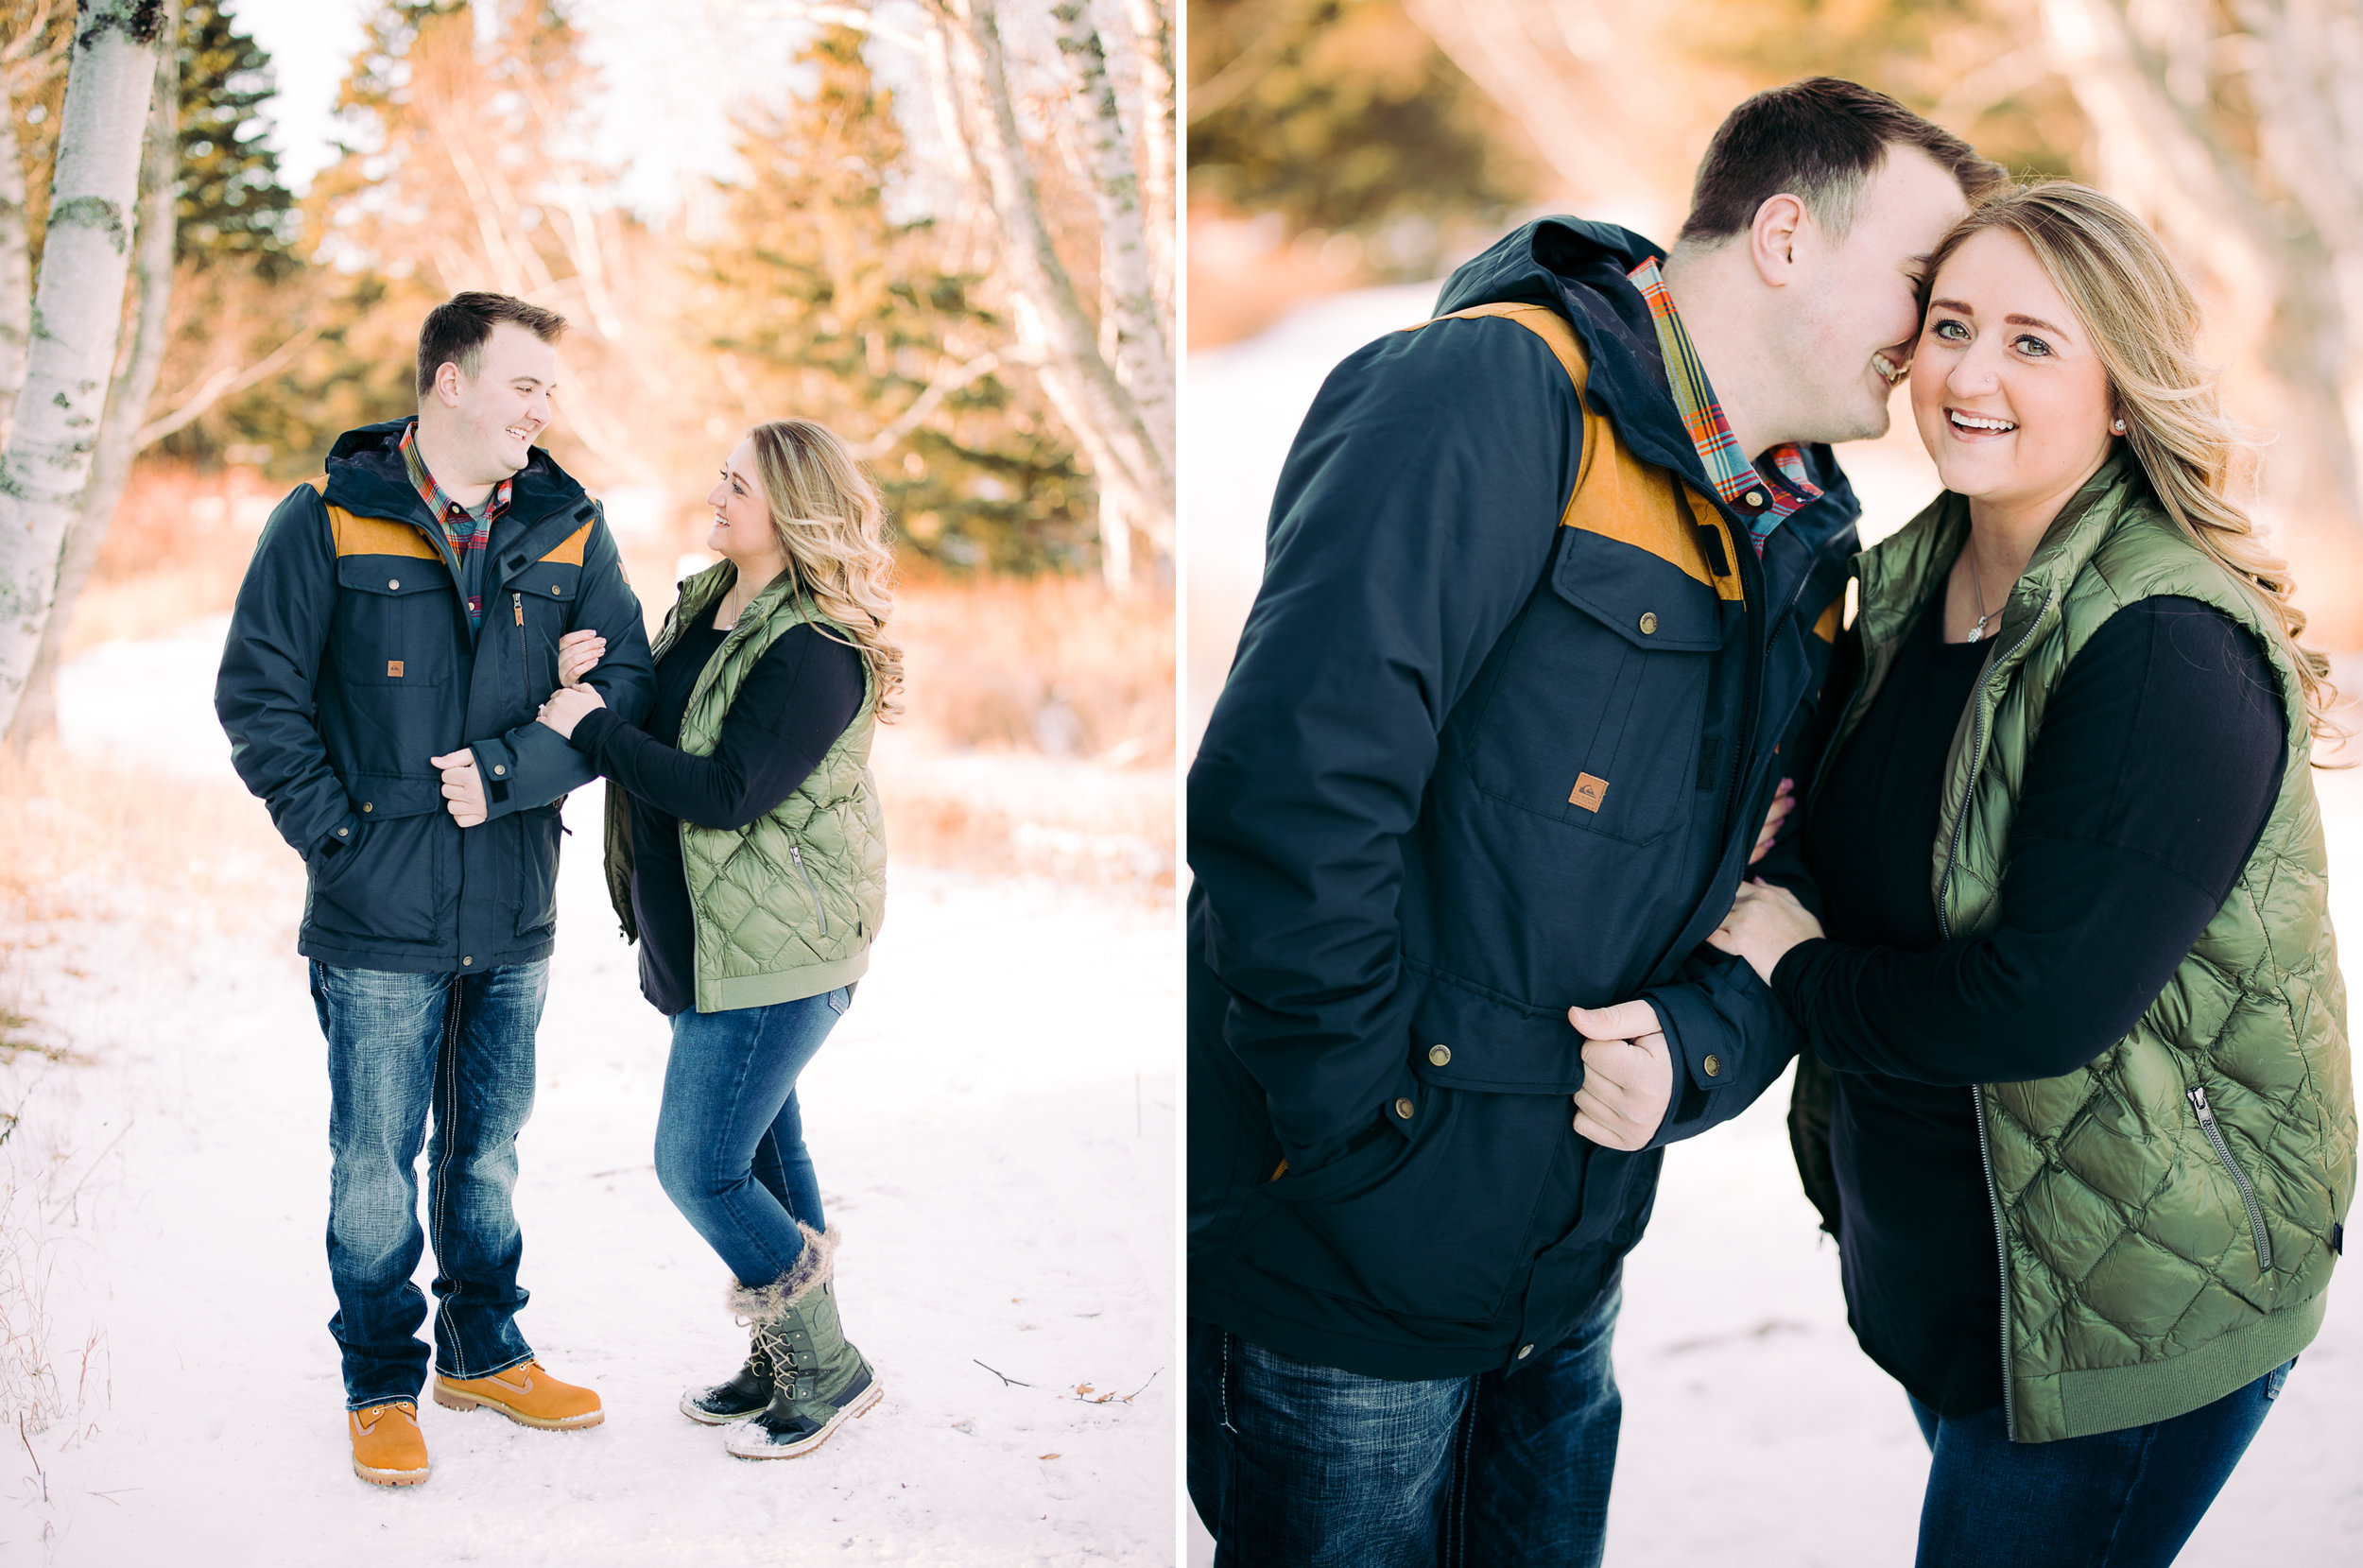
[
  {"x1": 654, "y1": 987, "x2": 849, "y2": 1286},
  {"x1": 1187, "y1": 1279, "x2": 1622, "y2": 1567},
  {"x1": 312, "y1": 959, "x2": 546, "y2": 1409},
  {"x1": 1910, "y1": 1359, "x2": 2294, "y2": 1567}
]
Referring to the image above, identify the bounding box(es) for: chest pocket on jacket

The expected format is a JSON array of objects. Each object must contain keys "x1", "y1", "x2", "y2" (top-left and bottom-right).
[
  {"x1": 506, "y1": 561, "x2": 582, "y2": 694},
  {"x1": 1458, "y1": 527, "x2": 1720, "y2": 846},
  {"x1": 334, "y1": 557, "x2": 454, "y2": 687}
]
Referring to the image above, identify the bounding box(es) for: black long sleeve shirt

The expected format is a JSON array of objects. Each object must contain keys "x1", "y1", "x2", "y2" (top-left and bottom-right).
[
  {"x1": 1772, "y1": 594, "x2": 2285, "y2": 1415},
  {"x1": 569, "y1": 620, "x2": 864, "y2": 1016}
]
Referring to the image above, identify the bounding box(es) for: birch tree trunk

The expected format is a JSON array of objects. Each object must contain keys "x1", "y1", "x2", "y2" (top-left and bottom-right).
[
  {"x1": 927, "y1": 0, "x2": 1173, "y2": 586},
  {"x1": 1052, "y1": 0, "x2": 1172, "y2": 588},
  {"x1": 1120, "y1": 0, "x2": 1173, "y2": 323},
  {"x1": 0, "y1": 71, "x2": 31, "y2": 443},
  {"x1": 2042, "y1": 0, "x2": 2363, "y2": 644},
  {"x1": 0, "y1": 0, "x2": 164, "y2": 736},
  {"x1": 9, "y1": 5, "x2": 175, "y2": 750}
]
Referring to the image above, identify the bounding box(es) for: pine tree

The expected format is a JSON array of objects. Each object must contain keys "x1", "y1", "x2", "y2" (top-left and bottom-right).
[
  {"x1": 700, "y1": 26, "x2": 1092, "y2": 573},
  {"x1": 174, "y1": 0, "x2": 297, "y2": 274}
]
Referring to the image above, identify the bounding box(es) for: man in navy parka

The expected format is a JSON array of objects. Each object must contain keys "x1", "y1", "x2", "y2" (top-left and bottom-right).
[{"x1": 1187, "y1": 80, "x2": 2003, "y2": 1561}]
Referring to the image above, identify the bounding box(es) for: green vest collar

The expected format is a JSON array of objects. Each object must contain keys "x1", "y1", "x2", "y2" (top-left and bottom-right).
[{"x1": 1857, "y1": 448, "x2": 2144, "y2": 661}]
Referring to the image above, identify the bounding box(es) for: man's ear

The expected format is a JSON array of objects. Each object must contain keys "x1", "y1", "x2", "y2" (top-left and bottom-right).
[
  {"x1": 433, "y1": 360, "x2": 465, "y2": 408},
  {"x1": 1749, "y1": 193, "x2": 1809, "y2": 287}
]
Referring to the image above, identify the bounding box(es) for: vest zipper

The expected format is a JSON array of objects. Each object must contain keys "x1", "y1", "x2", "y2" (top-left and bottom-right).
[
  {"x1": 790, "y1": 843, "x2": 827, "y2": 938},
  {"x1": 1933, "y1": 583, "x2": 2055, "y2": 1447},
  {"x1": 2188, "y1": 1086, "x2": 2273, "y2": 1270}
]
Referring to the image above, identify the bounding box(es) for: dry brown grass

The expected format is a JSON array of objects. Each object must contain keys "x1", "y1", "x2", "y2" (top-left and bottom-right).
[
  {"x1": 65, "y1": 466, "x2": 285, "y2": 654},
  {"x1": 893, "y1": 570, "x2": 1175, "y2": 764},
  {"x1": 34, "y1": 461, "x2": 1177, "y2": 900}
]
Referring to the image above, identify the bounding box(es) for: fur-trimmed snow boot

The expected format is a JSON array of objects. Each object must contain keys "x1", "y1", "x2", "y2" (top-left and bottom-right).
[
  {"x1": 680, "y1": 1333, "x2": 774, "y2": 1424},
  {"x1": 721, "y1": 1223, "x2": 883, "y2": 1460}
]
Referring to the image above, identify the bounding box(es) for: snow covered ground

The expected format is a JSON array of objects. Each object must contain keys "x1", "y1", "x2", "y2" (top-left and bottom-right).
[
  {"x1": 2, "y1": 623, "x2": 1177, "y2": 1565},
  {"x1": 1183, "y1": 285, "x2": 2363, "y2": 1565}
]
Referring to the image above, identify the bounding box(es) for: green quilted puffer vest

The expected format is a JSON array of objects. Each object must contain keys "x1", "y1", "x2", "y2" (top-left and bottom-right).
[
  {"x1": 603, "y1": 560, "x2": 887, "y2": 1012},
  {"x1": 1807, "y1": 452, "x2": 2353, "y2": 1443}
]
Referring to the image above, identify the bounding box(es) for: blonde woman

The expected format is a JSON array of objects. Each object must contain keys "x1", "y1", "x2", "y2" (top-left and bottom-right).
[
  {"x1": 1707, "y1": 183, "x2": 2353, "y2": 1564},
  {"x1": 538, "y1": 419, "x2": 900, "y2": 1460}
]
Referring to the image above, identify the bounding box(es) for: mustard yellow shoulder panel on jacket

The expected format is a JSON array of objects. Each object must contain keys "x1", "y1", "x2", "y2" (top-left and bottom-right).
[
  {"x1": 539, "y1": 519, "x2": 595, "y2": 566},
  {"x1": 1406, "y1": 303, "x2": 1742, "y2": 600}
]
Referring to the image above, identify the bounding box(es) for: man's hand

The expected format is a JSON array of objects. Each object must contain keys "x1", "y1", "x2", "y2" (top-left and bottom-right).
[
  {"x1": 1567, "y1": 1000, "x2": 1674, "y2": 1150},
  {"x1": 430, "y1": 750, "x2": 488, "y2": 827}
]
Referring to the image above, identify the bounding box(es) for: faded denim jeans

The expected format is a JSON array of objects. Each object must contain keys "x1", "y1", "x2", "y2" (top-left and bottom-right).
[
  {"x1": 313, "y1": 958, "x2": 546, "y2": 1409},
  {"x1": 654, "y1": 987, "x2": 851, "y2": 1288},
  {"x1": 1187, "y1": 1276, "x2": 1623, "y2": 1567}
]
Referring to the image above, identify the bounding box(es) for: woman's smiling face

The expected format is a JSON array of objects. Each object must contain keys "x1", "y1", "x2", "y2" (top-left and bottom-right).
[{"x1": 1911, "y1": 225, "x2": 2118, "y2": 520}]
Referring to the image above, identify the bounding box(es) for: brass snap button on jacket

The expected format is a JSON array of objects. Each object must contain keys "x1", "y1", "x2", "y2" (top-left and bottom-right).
[
  {"x1": 1703, "y1": 1053, "x2": 1723, "y2": 1077},
  {"x1": 1428, "y1": 1043, "x2": 1452, "y2": 1066},
  {"x1": 388, "y1": 578, "x2": 400, "y2": 590},
  {"x1": 1394, "y1": 1096, "x2": 1415, "y2": 1120},
  {"x1": 1638, "y1": 612, "x2": 1659, "y2": 635},
  {"x1": 1517, "y1": 1344, "x2": 1533, "y2": 1359},
  {"x1": 461, "y1": 956, "x2": 473, "y2": 966},
  {"x1": 361, "y1": 802, "x2": 372, "y2": 812},
  {"x1": 492, "y1": 765, "x2": 506, "y2": 776}
]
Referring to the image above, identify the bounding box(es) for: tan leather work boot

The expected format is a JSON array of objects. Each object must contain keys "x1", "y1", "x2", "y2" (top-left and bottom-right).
[
  {"x1": 432, "y1": 1359, "x2": 604, "y2": 1430},
  {"x1": 350, "y1": 1400, "x2": 430, "y2": 1487}
]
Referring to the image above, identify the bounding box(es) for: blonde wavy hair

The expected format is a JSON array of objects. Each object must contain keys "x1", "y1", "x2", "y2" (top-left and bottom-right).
[
  {"x1": 745, "y1": 419, "x2": 905, "y2": 721},
  {"x1": 1923, "y1": 181, "x2": 2339, "y2": 749}
]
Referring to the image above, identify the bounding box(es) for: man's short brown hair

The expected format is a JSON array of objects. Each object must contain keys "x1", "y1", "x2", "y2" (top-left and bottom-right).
[
  {"x1": 416, "y1": 292, "x2": 568, "y2": 400},
  {"x1": 1679, "y1": 77, "x2": 2005, "y2": 247}
]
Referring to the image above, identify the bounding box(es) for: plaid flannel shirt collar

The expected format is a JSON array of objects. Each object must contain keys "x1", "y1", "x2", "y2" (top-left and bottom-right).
[
  {"x1": 1625, "y1": 255, "x2": 1820, "y2": 556},
  {"x1": 397, "y1": 420, "x2": 510, "y2": 557}
]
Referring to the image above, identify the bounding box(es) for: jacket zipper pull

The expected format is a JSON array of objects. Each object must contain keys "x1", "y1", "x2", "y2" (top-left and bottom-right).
[
  {"x1": 2188, "y1": 1085, "x2": 2216, "y2": 1129},
  {"x1": 515, "y1": 593, "x2": 527, "y2": 692}
]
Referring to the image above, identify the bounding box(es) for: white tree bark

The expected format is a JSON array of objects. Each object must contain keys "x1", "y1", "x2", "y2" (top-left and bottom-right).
[
  {"x1": 0, "y1": 70, "x2": 32, "y2": 444},
  {"x1": 11, "y1": 4, "x2": 176, "y2": 750},
  {"x1": 1052, "y1": 1, "x2": 1172, "y2": 466},
  {"x1": 0, "y1": 0, "x2": 164, "y2": 734},
  {"x1": 928, "y1": 0, "x2": 1173, "y2": 584},
  {"x1": 1402, "y1": 0, "x2": 1685, "y2": 233},
  {"x1": 2042, "y1": 0, "x2": 2363, "y2": 638},
  {"x1": 1120, "y1": 0, "x2": 1173, "y2": 325}
]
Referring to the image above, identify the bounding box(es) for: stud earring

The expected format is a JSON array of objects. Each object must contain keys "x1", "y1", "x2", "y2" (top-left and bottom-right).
[{"x1": 2113, "y1": 419, "x2": 2127, "y2": 434}]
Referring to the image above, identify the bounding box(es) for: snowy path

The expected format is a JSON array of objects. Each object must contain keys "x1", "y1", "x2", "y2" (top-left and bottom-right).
[
  {"x1": 1184, "y1": 285, "x2": 2363, "y2": 1565},
  {"x1": 5, "y1": 626, "x2": 1177, "y2": 1565}
]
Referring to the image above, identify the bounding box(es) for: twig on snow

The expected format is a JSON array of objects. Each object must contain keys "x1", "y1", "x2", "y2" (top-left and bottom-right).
[
  {"x1": 44, "y1": 1115, "x2": 133, "y2": 1225},
  {"x1": 19, "y1": 1413, "x2": 45, "y2": 1503},
  {"x1": 1069, "y1": 1367, "x2": 1162, "y2": 1404},
  {"x1": 974, "y1": 1359, "x2": 1032, "y2": 1387}
]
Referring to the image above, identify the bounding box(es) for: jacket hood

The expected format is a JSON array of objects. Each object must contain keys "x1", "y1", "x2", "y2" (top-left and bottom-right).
[
  {"x1": 1434, "y1": 217, "x2": 1712, "y2": 494},
  {"x1": 1434, "y1": 215, "x2": 1858, "y2": 542},
  {"x1": 324, "y1": 417, "x2": 590, "y2": 524}
]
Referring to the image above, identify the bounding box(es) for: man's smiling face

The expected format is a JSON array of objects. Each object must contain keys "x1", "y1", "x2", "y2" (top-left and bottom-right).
[
  {"x1": 441, "y1": 321, "x2": 559, "y2": 482},
  {"x1": 1779, "y1": 146, "x2": 1972, "y2": 445}
]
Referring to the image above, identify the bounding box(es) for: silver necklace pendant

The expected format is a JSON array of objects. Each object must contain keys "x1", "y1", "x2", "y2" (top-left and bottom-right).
[{"x1": 1965, "y1": 622, "x2": 1984, "y2": 644}]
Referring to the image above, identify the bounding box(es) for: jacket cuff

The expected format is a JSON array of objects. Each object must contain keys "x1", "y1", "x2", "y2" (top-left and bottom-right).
[
  {"x1": 468, "y1": 737, "x2": 519, "y2": 807},
  {"x1": 310, "y1": 812, "x2": 361, "y2": 862}
]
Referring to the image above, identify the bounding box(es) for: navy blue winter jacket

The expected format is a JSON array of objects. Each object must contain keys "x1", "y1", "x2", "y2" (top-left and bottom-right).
[
  {"x1": 1187, "y1": 218, "x2": 1861, "y2": 1380},
  {"x1": 216, "y1": 420, "x2": 656, "y2": 972}
]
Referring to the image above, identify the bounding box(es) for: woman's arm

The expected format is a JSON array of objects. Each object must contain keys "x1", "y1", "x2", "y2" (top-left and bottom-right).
[
  {"x1": 1768, "y1": 596, "x2": 2285, "y2": 1086},
  {"x1": 569, "y1": 625, "x2": 865, "y2": 830}
]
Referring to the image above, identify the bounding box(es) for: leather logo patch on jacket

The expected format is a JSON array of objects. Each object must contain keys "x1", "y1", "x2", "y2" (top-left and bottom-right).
[{"x1": 1569, "y1": 772, "x2": 1609, "y2": 812}]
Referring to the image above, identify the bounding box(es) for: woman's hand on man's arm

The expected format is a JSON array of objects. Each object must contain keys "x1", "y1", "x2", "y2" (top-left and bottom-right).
[{"x1": 1708, "y1": 878, "x2": 1825, "y2": 986}]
